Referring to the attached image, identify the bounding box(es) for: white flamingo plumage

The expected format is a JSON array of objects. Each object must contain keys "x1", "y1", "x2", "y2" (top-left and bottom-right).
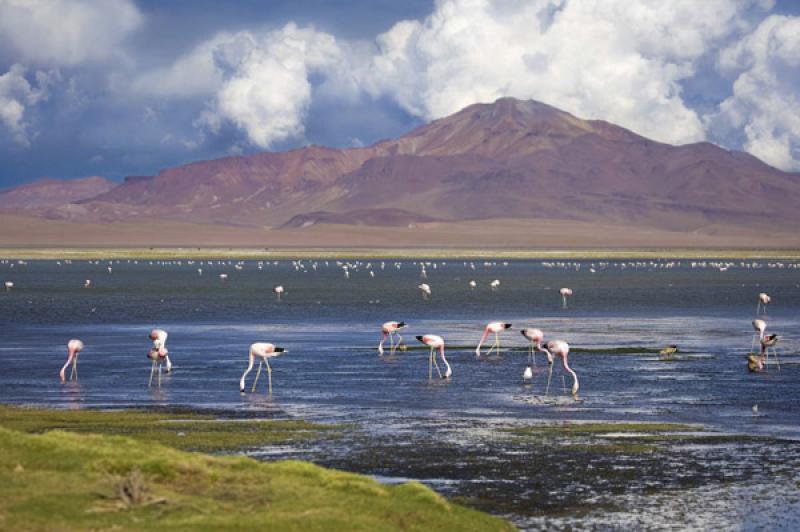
[
  {"x1": 59, "y1": 339, "x2": 84, "y2": 381},
  {"x1": 415, "y1": 334, "x2": 451, "y2": 380},
  {"x1": 379, "y1": 321, "x2": 406, "y2": 355},
  {"x1": 240, "y1": 342, "x2": 287, "y2": 394},
  {"x1": 476, "y1": 322, "x2": 512, "y2": 357},
  {"x1": 537, "y1": 340, "x2": 579, "y2": 398}
]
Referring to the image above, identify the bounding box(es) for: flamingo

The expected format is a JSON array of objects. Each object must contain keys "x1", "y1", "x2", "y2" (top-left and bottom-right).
[
  {"x1": 757, "y1": 293, "x2": 771, "y2": 315},
  {"x1": 219, "y1": 273, "x2": 228, "y2": 281},
  {"x1": 537, "y1": 340, "x2": 579, "y2": 398},
  {"x1": 490, "y1": 279, "x2": 500, "y2": 290},
  {"x1": 759, "y1": 334, "x2": 780, "y2": 371},
  {"x1": 476, "y1": 322, "x2": 512, "y2": 357},
  {"x1": 751, "y1": 319, "x2": 766, "y2": 352},
  {"x1": 560, "y1": 288, "x2": 573, "y2": 308},
  {"x1": 274, "y1": 285, "x2": 284, "y2": 301},
  {"x1": 415, "y1": 335, "x2": 451, "y2": 380},
  {"x1": 84, "y1": 279, "x2": 92, "y2": 288},
  {"x1": 419, "y1": 283, "x2": 431, "y2": 299},
  {"x1": 59, "y1": 339, "x2": 84, "y2": 381},
  {"x1": 4, "y1": 281, "x2": 13, "y2": 291},
  {"x1": 469, "y1": 280, "x2": 477, "y2": 289},
  {"x1": 520, "y1": 328, "x2": 549, "y2": 365},
  {"x1": 239, "y1": 342, "x2": 287, "y2": 394},
  {"x1": 378, "y1": 321, "x2": 406, "y2": 355},
  {"x1": 149, "y1": 329, "x2": 172, "y2": 373}
]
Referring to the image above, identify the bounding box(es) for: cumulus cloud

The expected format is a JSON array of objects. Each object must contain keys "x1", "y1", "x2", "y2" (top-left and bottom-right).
[
  {"x1": 0, "y1": 64, "x2": 58, "y2": 145},
  {"x1": 360, "y1": 0, "x2": 775, "y2": 145},
  {"x1": 172, "y1": 24, "x2": 342, "y2": 148},
  {"x1": 710, "y1": 15, "x2": 800, "y2": 170},
  {"x1": 0, "y1": 0, "x2": 143, "y2": 66}
]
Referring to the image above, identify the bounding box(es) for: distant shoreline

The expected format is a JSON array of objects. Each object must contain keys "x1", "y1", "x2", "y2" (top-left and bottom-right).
[{"x1": 2, "y1": 247, "x2": 800, "y2": 260}]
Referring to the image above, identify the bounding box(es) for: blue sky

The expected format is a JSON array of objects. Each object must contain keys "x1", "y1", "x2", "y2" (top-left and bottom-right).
[{"x1": 1, "y1": 0, "x2": 799, "y2": 188}]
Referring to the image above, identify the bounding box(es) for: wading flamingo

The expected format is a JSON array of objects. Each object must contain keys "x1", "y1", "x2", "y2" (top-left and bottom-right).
[
  {"x1": 751, "y1": 319, "x2": 766, "y2": 352},
  {"x1": 760, "y1": 334, "x2": 780, "y2": 371},
  {"x1": 537, "y1": 340, "x2": 579, "y2": 398},
  {"x1": 274, "y1": 285, "x2": 284, "y2": 300},
  {"x1": 415, "y1": 335, "x2": 451, "y2": 380},
  {"x1": 490, "y1": 279, "x2": 500, "y2": 290},
  {"x1": 560, "y1": 288, "x2": 573, "y2": 309},
  {"x1": 520, "y1": 328, "x2": 548, "y2": 365},
  {"x1": 476, "y1": 322, "x2": 512, "y2": 357},
  {"x1": 4, "y1": 281, "x2": 13, "y2": 291},
  {"x1": 59, "y1": 339, "x2": 84, "y2": 381},
  {"x1": 757, "y1": 293, "x2": 770, "y2": 315},
  {"x1": 419, "y1": 283, "x2": 431, "y2": 299},
  {"x1": 379, "y1": 321, "x2": 406, "y2": 355},
  {"x1": 84, "y1": 279, "x2": 92, "y2": 288},
  {"x1": 149, "y1": 329, "x2": 172, "y2": 373},
  {"x1": 240, "y1": 342, "x2": 287, "y2": 394}
]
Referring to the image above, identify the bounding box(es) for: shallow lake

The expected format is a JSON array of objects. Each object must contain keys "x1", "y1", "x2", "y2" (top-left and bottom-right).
[{"x1": 1, "y1": 257, "x2": 799, "y2": 530}]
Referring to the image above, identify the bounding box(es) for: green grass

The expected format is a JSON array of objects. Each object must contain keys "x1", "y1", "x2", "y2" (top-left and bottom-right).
[
  {"x1": 0, "y1": 405, "x2": 341, "y2": 453},
  {"x1": 0, "y1": 426, "x2": 513, "y2": 531}
]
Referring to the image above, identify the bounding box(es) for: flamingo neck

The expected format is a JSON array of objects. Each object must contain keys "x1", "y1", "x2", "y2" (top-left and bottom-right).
[
  {"x1": 476, "y1": 330, "x2": 490, "y2": 353},
  {"x1": 440, "y1": 346, "x2": 451, "y2": 376}
]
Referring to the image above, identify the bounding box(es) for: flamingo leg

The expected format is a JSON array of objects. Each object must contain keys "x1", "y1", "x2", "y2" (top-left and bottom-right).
[
  {"x1": 389, "y1": 332, "x2": 395, "y2": 350},
  {"x1": 396, "y1": 332, "x2": 403, "y2": 346},
  {"x1": 433, "y1": 357, "x2": 443, "y2": 379},
  {"x1": 545, "y1": 365, "x2": 553, "y2": 395},
  {"x1": 149, "y1": 360, "x2": 156, "y2": 387},
  {"x1": 562, "y1": 374, "x2": 567, "y2": 393},
  {"x1": 70, "y1": 356, "x2": 78, "y2": 380},
  {"x1": 429, "y1": 348, "x2": 434, "y2": 380},
  {"x1": 496, "y1": 333, "x2": 501, "y2": 356},
  {"x1": 165, "y1": 355, "x2": 172, "y2": 373},
  {"x1": 158, "y1": 362, "x2": 162, "y2": 387},
  {"x1": 252, "y1": 361, "x2": 262, "y2": 392},
  {"x1": 266, "y1": 359, "x2": 272, "y2": 394},
  {"x1": 751, "y1": 334, "x2": 757, "y2": 353}
]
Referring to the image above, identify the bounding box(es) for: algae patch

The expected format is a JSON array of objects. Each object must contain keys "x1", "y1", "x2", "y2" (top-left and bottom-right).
[{"x1": 0, "y1": 405, "x2": 340, "y2": 452}]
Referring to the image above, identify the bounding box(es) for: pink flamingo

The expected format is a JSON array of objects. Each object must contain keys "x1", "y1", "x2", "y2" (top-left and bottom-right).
[
  {"x1": 239, "y1": 342, "x2": 287, "y2": 394},
  {"x1": 759, "y1": 334, "x2": 780, "y2": 371},
  {"x1": 757, "y1": 293, "x2": 770, "y2": 315},
  {"x1": 378, "y1": 321, "x2": 406, "y2": 355},
  {"x1": 415, "y1": 335, "x2": 451, "y2": 380},
  {"x1": 149, "y1": 329, "x2": 172, "y2": 373},
  {"x1": 59, "y1": 339, "x2": 84, "y2": 381},
  {"x1": 560, "y1": 288, "x2": 573, "y2": 309},
  {"x1": 537, "y1": 340, "x2": 579, "y2": 398},
  {"x1": 476, "y1": 322, "x2": 512, "y2": 357},
  {"x1": 751, "y1": 319, "x2": 766, "y2": 352},
  {"x1": 520, "y1": 328, "x2": 548, "y2": 366}
]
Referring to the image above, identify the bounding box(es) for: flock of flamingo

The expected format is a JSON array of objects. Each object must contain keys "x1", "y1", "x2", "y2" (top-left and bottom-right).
[{"x1": 1, "y1": 257, "x2": 787, "y2": 398}]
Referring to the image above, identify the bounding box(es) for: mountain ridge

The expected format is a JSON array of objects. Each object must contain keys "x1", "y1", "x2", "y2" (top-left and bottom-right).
[{"x1": 1, "y1": 97, "x2": 799, "y2": 240}]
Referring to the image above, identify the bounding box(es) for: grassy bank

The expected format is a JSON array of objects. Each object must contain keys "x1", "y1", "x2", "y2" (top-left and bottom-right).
[
  {"x1": 0, "y1": 406, "x2": 342, "y2": 453},
  {"x1": 0, "y1": 406, "x2": 512, "y2": 531},
  {"x1": 2, "y1": 246, "x2": 800, "y2": 260}
]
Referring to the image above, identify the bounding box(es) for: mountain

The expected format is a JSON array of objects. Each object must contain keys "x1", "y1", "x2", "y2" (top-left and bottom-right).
[
  {"x1": 0, "y1": 177, "x2": 115, "y2": 210},
  {"x1": 2, "y1": 98, "x2": 799, "y2": 245}
]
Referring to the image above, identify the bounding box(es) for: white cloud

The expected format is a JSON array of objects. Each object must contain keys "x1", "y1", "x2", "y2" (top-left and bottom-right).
[
  {"x1": 0, "y1": 0, "x2": 143, "y2": 66},
  {"x1": 712, "y1": 15, "x2": 800, "y2": 170},
  {"x1": 187, "y1": 23, "x2": 342, "y2": 148},
  {"x1": 361, "y1": 0, "x2": 767, "y2": 145},
  {"x1": 0, "y1": 63, "x2": 58, "y2": 145}
]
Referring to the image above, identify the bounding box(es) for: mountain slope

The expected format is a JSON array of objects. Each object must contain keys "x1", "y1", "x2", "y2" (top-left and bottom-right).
[
  {"x1": 0, "y1": 177, "x2": 115, "y2": 210},
  {"x1": 2, "y1": 97, "x2": 799, "y2": 237}
]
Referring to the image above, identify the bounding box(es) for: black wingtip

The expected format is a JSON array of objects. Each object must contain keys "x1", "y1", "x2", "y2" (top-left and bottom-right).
[
  {"x1": 415, "y1": 335, "x2": 424, "y2": 342},
  {"x1": 504, "y1": 323, "x2": 512, "y2": 329},
  {"x1": 398, "y1": 321, "x2": 406, "y2": 328},
  {"x1": 274, "y1": 347, "x2": 285, "y2": 353}
]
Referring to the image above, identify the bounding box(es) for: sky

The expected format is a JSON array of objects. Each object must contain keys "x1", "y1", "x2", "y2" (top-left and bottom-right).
[{"x1": 1, "y1": 0, "x2": 800, "y2": 188}]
